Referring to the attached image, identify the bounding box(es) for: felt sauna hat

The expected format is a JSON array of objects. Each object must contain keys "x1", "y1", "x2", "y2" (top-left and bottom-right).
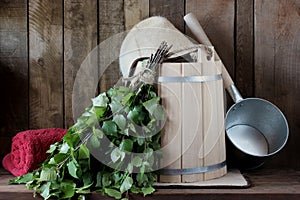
[{"x1": 119, "y1": 16, "x2": 195, "y2": 77}]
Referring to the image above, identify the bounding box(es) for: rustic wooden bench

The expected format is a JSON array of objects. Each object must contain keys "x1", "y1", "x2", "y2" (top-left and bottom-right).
[{"x1": 1, "y1": 168, "x2": 299, "y2": 200}]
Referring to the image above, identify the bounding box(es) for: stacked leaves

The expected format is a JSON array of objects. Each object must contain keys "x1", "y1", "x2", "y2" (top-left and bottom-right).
[{"x1": 10, "y1": 42, "x2": 171, "y2": 200}]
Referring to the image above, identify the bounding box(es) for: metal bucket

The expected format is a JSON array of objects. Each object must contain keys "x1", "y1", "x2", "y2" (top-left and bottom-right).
[{"x1": 225, "y1": 87, "x2": 289, "y2": 169}]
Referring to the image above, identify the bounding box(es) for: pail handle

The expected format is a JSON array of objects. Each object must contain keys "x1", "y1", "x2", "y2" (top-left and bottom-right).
[{"x1": 184, "y1": 13, "x2": 243, "y2": 103}]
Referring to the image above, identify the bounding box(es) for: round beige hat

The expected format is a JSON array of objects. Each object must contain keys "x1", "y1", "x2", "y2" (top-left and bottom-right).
[{"x1": 119, "y1": 16, "x2": 195, "y2": 77}]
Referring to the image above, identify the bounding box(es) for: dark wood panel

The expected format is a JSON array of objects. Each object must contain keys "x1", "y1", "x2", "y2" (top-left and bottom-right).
[
  {"x1": 28, "y1": 0, "x2": 63, "y2": 128},
  {"x1": 99, "y1": 0, "x2": 125, "y2": 92},
  {"x1": 124, "y1": 0, "x2": 149, "y2": 30},
  {"x1": 254, "y1": 0, "x2": 300, "y2": 169},
  {"x1": 235, "y1": 0, "x2": 254, "y2": 97},
  {"x1": 149, "y1": 0, "x2": 185, "y2": 33},
  {"x1": 0, "y1": 0, "x2": 28, "y2": 163},
  {"x1": 185, "y1": 0, "x2": 235, "y2": 78},
  {"x1": 64, "y1": 0, "x2": 98, "y2": 127}
]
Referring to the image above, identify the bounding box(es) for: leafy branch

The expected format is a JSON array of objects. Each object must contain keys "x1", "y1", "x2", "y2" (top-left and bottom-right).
[{"x1": 9, "y1": 42, "x2": 171, "y2": 200}]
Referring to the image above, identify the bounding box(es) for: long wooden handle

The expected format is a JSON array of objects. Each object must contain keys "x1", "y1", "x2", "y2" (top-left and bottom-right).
[{"x1": 183, "y1": 13, "x2": 234, "y2": 90}]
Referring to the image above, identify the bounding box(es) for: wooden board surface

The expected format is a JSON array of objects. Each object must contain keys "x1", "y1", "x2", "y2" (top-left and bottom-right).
[
  {"x1": 254, "y1": 0, "x2": 300, "y2": 169},
  {"x1": 0, "y1": 0, "x2": 28, "y2": 163},
  {"x1": 28, "y1": 0, "x2": 63, "y2": 129},
  {"x1": 64, "y1": 0, "x2": 97, "y2": 127},
  {"x1": 159, "y1": 63, "x2": 182, "y2": 183},
  {"x1": 124, "y1": 0, "x2": 149, "y2": 30},
  {"x1": 98, "y1": 0, "x2": 124, "y2": 92},
  {"x1": 149, "y1": 0, "x2": 185, "y2": 33},
  {"x1": 182, "y1": 62, "x2": 204, "y2": 182},
  {"x1": 1, "y1": 169, "x2": 300, "y2": 200},
  {"x1": 185, "y1": 0, "x2": 235, "y2": 77},
  {"x1": 155, "y1": 169, "x2": 247, "y2": 187},
  {"x1": 201, "y1": 50, "x2": 226, "y2": 180},
  {"x1": 235, "y1": 0, "x2": 254, "y2": 97}
]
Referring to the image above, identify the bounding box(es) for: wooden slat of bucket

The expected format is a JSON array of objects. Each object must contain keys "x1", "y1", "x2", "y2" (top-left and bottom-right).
[
  {"x1": 159, "y1": 63, "x2": 182, "y2": 183},
  {"x1": 202, "y1": 53, "x2": 227, "y2": 180},
  {"x1": 215, "y1": 60, "x2": 227, "y2": 178},
  {"x1": 182, "y1": 62, "x2": 204, "y2": 182}
]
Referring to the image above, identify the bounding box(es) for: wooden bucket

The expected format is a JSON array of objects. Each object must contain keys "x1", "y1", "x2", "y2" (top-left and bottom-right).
[{"x1": 158, "y1": 47, "x2": 227, "y2": 183}]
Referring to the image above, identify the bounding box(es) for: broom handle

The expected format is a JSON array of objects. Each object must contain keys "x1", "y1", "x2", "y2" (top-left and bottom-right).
[{"x1": 183, "y1": 13, "x2": 234, "y2": 90}]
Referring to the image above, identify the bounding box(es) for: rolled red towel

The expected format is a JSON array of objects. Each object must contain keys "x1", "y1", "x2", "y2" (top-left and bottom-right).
[{"x1": 2, "y1": 128, "x2": 67, "y2": 176}]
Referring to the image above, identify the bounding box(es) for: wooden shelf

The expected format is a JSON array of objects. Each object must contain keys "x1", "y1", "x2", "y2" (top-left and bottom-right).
[{"x1": 1, "y1": 168, "x2": 300, "y2": 200}]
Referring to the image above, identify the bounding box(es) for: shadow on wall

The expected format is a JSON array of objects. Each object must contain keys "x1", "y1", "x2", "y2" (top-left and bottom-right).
[{"x1": 0, "y1": 61, "x2": 28, "y2": 165}]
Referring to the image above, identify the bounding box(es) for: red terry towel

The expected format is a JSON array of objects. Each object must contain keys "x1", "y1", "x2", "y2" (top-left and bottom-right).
[{"x1": 2, "y1": 128, "x2": 67, "y2": 176}]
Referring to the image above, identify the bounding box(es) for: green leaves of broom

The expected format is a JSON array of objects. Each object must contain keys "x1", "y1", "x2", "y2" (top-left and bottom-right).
[{"x1": 9, "y1": 84, "x2": 163, "y2": 200}]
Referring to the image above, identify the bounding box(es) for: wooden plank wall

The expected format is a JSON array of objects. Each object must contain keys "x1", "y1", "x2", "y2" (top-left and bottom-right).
[
  {"x1": 0, "y1": 0, "x2": 299, "y2": 169},
  {"x1": 0, "y1": 0, "x2": 28, "y2": 161}
]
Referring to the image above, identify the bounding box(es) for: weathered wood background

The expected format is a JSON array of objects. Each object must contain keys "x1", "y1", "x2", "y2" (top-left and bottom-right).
[{"x1": 0, "y1": 0, "x2": 299, "y2": 169}]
